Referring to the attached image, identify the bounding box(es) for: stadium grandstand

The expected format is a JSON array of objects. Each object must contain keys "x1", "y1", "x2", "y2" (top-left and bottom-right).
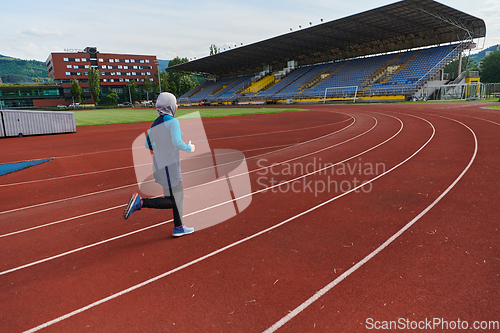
[{"x1": 172, "y1": 0, "x2": 486, "y2": 105}]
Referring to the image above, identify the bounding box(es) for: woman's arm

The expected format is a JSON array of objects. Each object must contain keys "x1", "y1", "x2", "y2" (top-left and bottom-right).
[{"x1": 168, "y1": 118, "x2": 192, "y2": 153}]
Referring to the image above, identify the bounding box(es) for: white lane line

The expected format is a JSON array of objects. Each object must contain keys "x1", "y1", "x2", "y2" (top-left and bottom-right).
[
  {"x1": 23, "y1": 113, "x2": 417, "y2": 333},
  {"x1": 3, "y1": 116, "x2": 352, "y2": 165},
  {"x1": 263, "y1": 114, "x2": 477, "y2": 333},
  {"x1": 0, "y1": 144, "x2": 296, "y2": 188},
  {"x1": 0, "y1": 115, "x2": 357, "y2": 215},
  {"x1": 207, "y1": 117, "x2": 353, "y2": 141},
  {"x1": 456, "y1": 114, "x2": 500, "y2": 126},
  {"x1": 0, "y1": 206, "x2": 124, "y2": 239},
  {"x1": 0, "y1": 114, "x2": 387, "y2": 274},
  {"x1": 0, "y1": 114, "x2": 365, "y2": 237}
]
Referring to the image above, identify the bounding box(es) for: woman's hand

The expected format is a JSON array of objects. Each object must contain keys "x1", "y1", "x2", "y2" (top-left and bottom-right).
[{"x1": 188, "y1": 140, "x2": 196, "y2": 153}]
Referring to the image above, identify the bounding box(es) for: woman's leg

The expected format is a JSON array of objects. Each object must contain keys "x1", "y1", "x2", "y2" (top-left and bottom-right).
[{"x1": 140, "y1": 182, "x2": 184, "y2": 227}]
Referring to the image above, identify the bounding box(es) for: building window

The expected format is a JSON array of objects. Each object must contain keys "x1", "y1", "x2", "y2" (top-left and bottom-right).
[
  {"x1": 140, "y1": 60, "x2": 144, "y2": 63},
  {"x1": 74, "y1": 65, "x2": 78, "y2": 69},
  {"x1": 85, "y1": 72, "x2": 88, "y2": 75},
  {"x1": 124, "y1": 66, "x2": 128, "y2": 69},
  {"x1": 63, "y1": 58, "x2": 69, "y2": 61},
  {"x1": 149, "y1": 78, "x2": 153, "y2": 81},
  {"x1": 125, "y1": 59, "x2": 130, "y2": 63},
  {"x1": 81, "y1": 58, "x2": 86, "y2": 62},
  {"x1": 109, "y1": 59, "x2": 114, "y2": 63},
  {"x1": 77, "y1": 72, "x2": 81, "y2": 76},
  {"x1": 108, "y1": 65, "x2": 113, "y2": 69},
  {"x1": 119, "y1": 78, "x2": 124, "y2": 82},
  {"x1": 141, "y1": 79, "x2": 144, "y2": 82},
  {"x1": 75, "y1": 58, "x2": 80, "y2": 62},
  {"x1": 115, "y1": 59, "x2": 120, "y2": 63},
  {"x1": 126, "y1": 72, "x2": 131, "y2": 76},
  {"x1": 130, "y1": 59, "x2": 135, "y2": 63},
  {"x1": 99, "y1": 58, "x2": 104, "y2": 62},
  {"x1": 146, "y1": 59, "x2": 150, "y2": 63},
  {"x1": 65, "y1": 72, "x2": 71, "y2": 75},
  {"x1": 117, "y1": 72, "x2": 121, "y2": 75},
  {"x1": 125, "y1": 79, "x2": 129, "y2": 82},
  {"x1": 111, "y1": 72, "x2": 115, "y2": 76},
  {"x1": 110, "y1": 79, "x2": 114, "y2": 82},
  {"x1": 67, "y1": 65, "x2": 72, "y2": 68},
  {"x1": 85, "y1": 65, "x2": 89, "y2": 68},
  {"x1": 103, "y1": 79, "x2": 107, "y2": 82},
  {"x1": 147, "y1": 72, "x2": 151, "y2": 75},
  {"x1": 118, "y1": 65, "x2": 122, "y2": 69},
  {"x1": 132, "y1": 72, "x2": 137, "y2": 75},
  {"x1": 101, "y1": 72, "x2": 105, "y2": 75},
  {"x1": 101, "y1": 65, "x2": 106, "y2": 69}
]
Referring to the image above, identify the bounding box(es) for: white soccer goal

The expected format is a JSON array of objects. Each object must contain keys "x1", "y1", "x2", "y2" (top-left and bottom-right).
[
  {"x1": 435, "y1": 82, "x2": 485, "y2": 101},
  {"x1": 323, "y1": 86, "x2": 359, "y2": 103},
  {"x1": 178, "y1": 97, "x2": 192, "y2": 106}
]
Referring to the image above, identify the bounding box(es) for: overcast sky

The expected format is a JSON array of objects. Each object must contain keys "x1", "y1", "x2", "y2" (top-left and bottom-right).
[{"x1": 1, "y1": 0, "x2": 498, "y2": 62}]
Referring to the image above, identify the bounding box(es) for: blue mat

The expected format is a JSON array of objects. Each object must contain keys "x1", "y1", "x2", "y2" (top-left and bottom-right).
[{"x1": 0, "y1": 159, "x2": 52, "y2": 176}]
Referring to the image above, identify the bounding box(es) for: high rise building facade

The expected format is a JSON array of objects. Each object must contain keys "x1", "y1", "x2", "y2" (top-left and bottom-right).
[{"x1": 46, "y1": 47, "x2": 158, "y2": 104}]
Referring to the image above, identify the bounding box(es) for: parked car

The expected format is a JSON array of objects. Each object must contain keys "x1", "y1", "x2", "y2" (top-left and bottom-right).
[
  {"x1": 57, "y1": 105, "x2": 68, "y2": 108},
  {"x1": 69, "y1": 103, "x2": 81, "y2": 108}
]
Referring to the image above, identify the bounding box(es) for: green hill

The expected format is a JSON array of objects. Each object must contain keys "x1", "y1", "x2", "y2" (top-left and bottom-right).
[
  {"x1": 470, "y1": 44, "x2": 499, "y2": 62},
  {"x1": 0, "y1": 55, "x2": 51, "y2": 83}
]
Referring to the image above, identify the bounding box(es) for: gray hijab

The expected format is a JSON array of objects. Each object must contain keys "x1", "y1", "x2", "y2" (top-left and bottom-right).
[{"x1": 156, "y1": 92, "x2": 177, "y2": 117}]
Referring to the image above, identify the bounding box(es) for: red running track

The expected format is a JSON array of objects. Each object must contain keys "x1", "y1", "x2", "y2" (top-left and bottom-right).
[{"x1": 0, "y1": 103, "x2": 499, "y2": 332}]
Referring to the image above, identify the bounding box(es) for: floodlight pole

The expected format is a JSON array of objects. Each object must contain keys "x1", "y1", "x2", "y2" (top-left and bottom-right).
[
  {"x1": 129, "y1": 85, "x2": 132, "y2": 105},
  {"x1": 458, "y1": 51, "x2": 463, "y2": 79},
  {"x1": 155, "y1": 60, "x2": 162, "y2": 94}
]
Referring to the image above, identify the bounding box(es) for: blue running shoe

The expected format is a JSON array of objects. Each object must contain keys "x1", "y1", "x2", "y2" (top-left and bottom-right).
[
  {"x1": 173, "y1": 225, "x2": 194, "y2": 237},
  {"x1": 123, "y1": 193, "x2": 142, "y2": 219}
]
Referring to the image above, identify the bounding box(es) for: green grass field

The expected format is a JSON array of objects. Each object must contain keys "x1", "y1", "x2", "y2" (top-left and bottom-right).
[{"x1": 72, "y1": 107, "x2": 308, "y2": 126}]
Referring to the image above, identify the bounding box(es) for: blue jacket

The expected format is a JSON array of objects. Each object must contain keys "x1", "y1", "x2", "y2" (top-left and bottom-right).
[{"x1": 145, "y1": 115, "x2": 191, "y2": 188}]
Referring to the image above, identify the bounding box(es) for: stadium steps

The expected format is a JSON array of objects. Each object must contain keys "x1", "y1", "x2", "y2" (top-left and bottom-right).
[
  {"x1": 212, "y1": 76, "x2": 249, "y2": 100},
  {"x1": 377, "y1": 51, "x2": 422, "y2": 86},
  {"x1": 270, "y1": 66, "x2": 316, "y2": 97},
  {"x1": 358, "y1": 54, "x2": 403, "y2": 94},
  {"x1": 243, "y1": 73, "x2": 277, "y2": 93},
  {"x1": 299, "y1": 62, "x2": 346, "y2": 91},
  {"x1": 185, "y1": 82, "x2": 208, "y2": 98}
]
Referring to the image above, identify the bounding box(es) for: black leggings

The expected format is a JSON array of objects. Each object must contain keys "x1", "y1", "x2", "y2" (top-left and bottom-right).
[{"x1": 142, "y1": 182, "x2": 184, "y2": 227}]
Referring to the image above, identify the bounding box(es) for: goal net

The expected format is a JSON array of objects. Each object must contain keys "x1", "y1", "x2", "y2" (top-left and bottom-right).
[
  {"x1": 435, "y1": 82, "x2": 485, "y2": 101},
  {"x1": 323, "y1": 86, "x2": 359, "y2": 103}
]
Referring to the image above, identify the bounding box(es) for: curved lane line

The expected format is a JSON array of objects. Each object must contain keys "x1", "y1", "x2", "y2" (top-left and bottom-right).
[
  {"x1": 22, "y1": 112, "x2": 413, "y2": 332},
  {"x1": 0, "y1": 115, "x2": 357, "y2": 215},
  {"x1": 263, "y1": 113, "x2": 477, "y2": 333},
  {"x1": 0, "y1": 114, "x2": 383, "y2": 272}
]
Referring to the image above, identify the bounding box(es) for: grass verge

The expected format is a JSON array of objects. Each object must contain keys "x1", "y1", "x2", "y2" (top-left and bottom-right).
[{"x1": 72, "y1": 107, "x2": 308, "y2": 126}]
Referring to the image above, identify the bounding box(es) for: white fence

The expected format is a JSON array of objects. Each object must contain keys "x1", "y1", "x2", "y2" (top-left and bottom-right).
[{"x1": 0, "y1": 110, "x2": 76, "y2": 137}]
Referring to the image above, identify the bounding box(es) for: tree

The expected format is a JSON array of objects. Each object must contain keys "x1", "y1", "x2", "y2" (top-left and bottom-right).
[
  {"x1": 106, "y1": 90, "x2": 119, "y2": 104},
  {"x1": 71, "y1": 79, "x2": 82, "y2": 103},
  {"x1": 153, "y1": 70, "x2": 169, "y2": 94},
  {"x1": 179, "y1": 75, "x2": 199, "y2": 96},
  {"x1": 209, "y1": 44, "x2": 220, "y2": 55},
  {"x1": 165, "y1": 56, "x2": 191, "y2": 97},
  {"x1": 444, "y1": 55, "x2": 472, "y2": 80},
  {"x1": 143, "y1": 76, "x2": 153, "y2": 100},
  {"x1": 88, "y1": 67, "x2": 101, "y2": 105},
  {"x1": 480, "y1": 50, "x2": 500, "y2": 83},
  {"x1": 126, "y1": 80, "x2": 139, "y2": 103}
]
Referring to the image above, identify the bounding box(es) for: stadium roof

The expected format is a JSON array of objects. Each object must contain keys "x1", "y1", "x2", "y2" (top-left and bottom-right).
[{"x1": 170, "y1": 0, "x2": 486, "y2": 78}]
